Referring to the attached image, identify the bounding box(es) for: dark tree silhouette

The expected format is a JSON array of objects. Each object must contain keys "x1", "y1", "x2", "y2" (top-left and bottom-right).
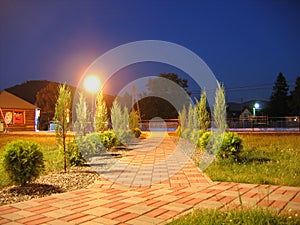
[
  {"x1": 142, "y1": 73, "x2": 190, "y2": 119},
  {"x1": 36, "y1": 82, "x2": 60, "y2": 130},
  {"x1": 268, "y1": 72, "x2": 289, "y2": 117},
  {"x1": 289, "y1": 76, "x2": 300, "y2": 116}
]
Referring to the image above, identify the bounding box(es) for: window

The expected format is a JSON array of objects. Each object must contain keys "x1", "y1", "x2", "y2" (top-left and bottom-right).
[{"x1": 14, "y1": 111, "x2": 24, "y2": 124}]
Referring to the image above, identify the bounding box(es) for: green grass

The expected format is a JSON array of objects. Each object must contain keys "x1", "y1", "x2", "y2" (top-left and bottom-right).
[
  {"x1": 168, "y1": 208, "x2": 300, "y2": 225},
  {"x1": 204, "y1": 134, "x2": 300, "y2": 186},
  {"x1": 0, "y1": 134, "x2": 68, "y2": 187}
]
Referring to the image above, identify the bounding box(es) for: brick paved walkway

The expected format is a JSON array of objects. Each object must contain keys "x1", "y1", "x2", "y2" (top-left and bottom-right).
[{"x1": 1, "y1": 132, "x2": 299, "y2": 224}]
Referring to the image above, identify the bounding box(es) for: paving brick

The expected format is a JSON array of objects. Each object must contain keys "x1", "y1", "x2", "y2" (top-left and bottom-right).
[
  {"x1": 147, "y1": 200, "x2": 169, "y2": 208},
  {"x1": 162, "y1": 202, "x2": 192, "y2": 212},
  {"x1": 33, "y1": 196, "x2": 60, "y2": 204},
  {"x1": 123, "y1": 204, "x2": 154, "y2": 214},
  {"x1": 46, "y1": 219, "x2": 72, "y2": 225},
  {"x1": 25, "y1": 216, "x2": 54, "y2": 225},
  {"x1": 43, "y1": 209, "x2": 75, "y2": 219},
  {"x1": 60, "y1": 212, "x2": 88, "y2": 222},
  {"x1": 69, "y1": 214, "x2": 97, "y2": 224},
  {"x1": 0, "y1": 218, "x2": 11, "y2": 224},
  {"x1": 84, "y1": 206, "x2": 116, "y2": 217},
  {"x1": 102, "y1": 210, "x2": 128, "y2": 220},
  {"x1": 270, "y1": 200, "x2": 288, "y2": 210},
  {"x1": 145, "y1": 208, "x2": 168, "y2": 217},
  {"x1": 115, "y1": 212, "x2": 139, "y2": 223},
  {"x1": 0, "y1": 206, "x2": 19, "y2": 215},
  {"x1": 156, "y1": 210, "x2": 178, "y2": 220},
  {"x1": 16, "y1": 214, "x2": 48, "y2": 224},
  {"x1": 127, "y1": 215, "x2": 163, "y2": 225},
  {"x1": 184, "y1": 197, "x2": 205, "y2": 205}
]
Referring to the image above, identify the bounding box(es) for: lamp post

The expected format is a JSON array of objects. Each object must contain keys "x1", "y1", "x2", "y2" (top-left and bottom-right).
[
  {"x1": 253, "y1": 103, "x2": 260, "y2": 117},
  {"x1": 84, "y1": 75, "x2": 101, "y2": 132}
]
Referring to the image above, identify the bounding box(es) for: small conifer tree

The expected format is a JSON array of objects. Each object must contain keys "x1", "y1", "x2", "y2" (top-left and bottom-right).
[
  {"x1": 74, "y1": 92, "x2": 90, "y2": 136},
  {"x1": 95, "y1": 91, "x2": 108, "y2": 132},
  {"x1": 196, "y1": 90, "x2": 210, "y2": 131}
]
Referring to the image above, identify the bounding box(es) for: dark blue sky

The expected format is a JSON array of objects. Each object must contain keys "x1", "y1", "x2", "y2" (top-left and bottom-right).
[{"x1": 1, "y1": 0, "x2": 300, "y2": 102}]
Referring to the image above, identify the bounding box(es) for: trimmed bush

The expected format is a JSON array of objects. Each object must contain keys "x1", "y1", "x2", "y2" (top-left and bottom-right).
[
  {"x1": 67, "y1": 140, "x2": 86, "y2": 166},
  {"x1": 3, "y1": 140, "x2": 45, "y2": 186},
  {"x1": 219, "y1": 132, "x2": 243, "y2": 160},
  {"x1": 99, "y1": 130, "x2": 118, "y2": 149},
  {"x1": 198, "y1": 132, "x2": 243, "y2": 161},
  {"x1": 198, "y1": 131, "x2": 211, "y2": 150},
  {"x1": 76, "y1": 133, "x2": 105, "y2": 157},
  {"x1": 131, "y1": 128, "x2": 141, "y2": 138}
]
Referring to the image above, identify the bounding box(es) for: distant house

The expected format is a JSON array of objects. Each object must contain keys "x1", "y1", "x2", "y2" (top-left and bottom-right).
[
  {"x1": 239, "y1": 108, "x2": 252, "y2": 120},
  {"x1": 0, "y1": 90, "x2": 39, "y2": 132}
]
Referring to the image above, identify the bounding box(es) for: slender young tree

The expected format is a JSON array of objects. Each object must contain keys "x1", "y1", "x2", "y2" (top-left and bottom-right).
[
  {"x1": 54, "y1": 83, "x2": 71, "y2": 173},
  {"x1": 196, "y1": 90, "x2": 210, "y2": 131},
  {"x1": 94, "y1": 91, "x2": 108, "y2": 132},
  {"x1": 213, "y1": 82, "x2": 227, "y2": 132},
  {"x1": 268, "y1": 72, "x2": 289, "y2": 116},
  {"x1": 74, "y1": 92, "x2": 90, "y2": 136}
]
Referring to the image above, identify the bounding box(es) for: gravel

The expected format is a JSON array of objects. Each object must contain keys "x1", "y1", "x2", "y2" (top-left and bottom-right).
[{"x1": 0, "y1": 166, "x2": 100, "y2": 206}]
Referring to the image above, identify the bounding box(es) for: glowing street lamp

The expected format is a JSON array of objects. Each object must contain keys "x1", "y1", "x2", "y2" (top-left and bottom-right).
[
  {"x1": 84, "y1": 76, "x2": 101, "y2": 93},
  {"x1": 253, "y1": 102, "x2": 260, "y2": 116},
  {"x1": 84, "y1": 75, "x2": 101, "y2": 131}
]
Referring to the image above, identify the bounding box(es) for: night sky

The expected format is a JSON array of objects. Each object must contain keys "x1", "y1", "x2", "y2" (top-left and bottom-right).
[{"x1": 1, "y1": 0, "x2": 300, "y2": 102}]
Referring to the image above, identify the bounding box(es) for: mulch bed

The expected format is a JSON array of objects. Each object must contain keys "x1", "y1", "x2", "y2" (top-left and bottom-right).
[{"x1": 0, "y1": 166, "x2": 100, "y2": 206}]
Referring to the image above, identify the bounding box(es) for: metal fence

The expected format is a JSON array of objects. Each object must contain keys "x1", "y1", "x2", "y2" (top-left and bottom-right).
[
  {"x1": 140, "y1": 116, "x2": 300, "y2": 132},
  {"x1": 227, "y1": 116, "x2": 300, "y2": 131}
]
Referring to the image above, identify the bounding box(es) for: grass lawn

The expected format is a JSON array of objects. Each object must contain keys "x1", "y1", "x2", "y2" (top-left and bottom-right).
[
  {"x1": 0, "y1": 133, "x2": 71, "y2": 188},
  {"x1": 168, "y1": 208, "x2": 300, "y2": 225},
  {"x1": 204, "y1": 133, "x2": 300, "y2": 187},
  {"x1": 0, "y1": 132, "x2": 300, "y2": 188}
]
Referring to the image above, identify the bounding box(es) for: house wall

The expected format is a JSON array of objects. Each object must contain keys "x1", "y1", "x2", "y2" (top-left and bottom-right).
[{"x1": 0, "y1": 108, "x2": 35, "y2": 131}]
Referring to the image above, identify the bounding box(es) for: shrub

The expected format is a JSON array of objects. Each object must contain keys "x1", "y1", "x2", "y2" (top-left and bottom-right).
[
  {"x1": 99, "y1": 130, "x2": 118, "y2": 149},
  {"x1": 198, "y1": 132, "x2": 243, "y2": 161},
  {"x1": 198, "y1": 131, "x2": 211, "y2": 150},
  {"x1": 76, "y1": 133, "x2": 106, "y2": 157},
  {"x1": 67, "y1": 140, "x2": 86, "y2": 166},
  {"x1": 131, "y1": 128, "x2": 141, "y2": 138},
  {"x1": 219, "y1": 132, "x2": 243, "y2": 160},
  {"x1": 113, "y1": 130, "x2": 133, "y2": 146},
  {"x1": 181, "y1": 128, "x2": 192, "y2": 140},
  {"x1": 3, "y1": 140, "x2": 45, "y2": 186}
]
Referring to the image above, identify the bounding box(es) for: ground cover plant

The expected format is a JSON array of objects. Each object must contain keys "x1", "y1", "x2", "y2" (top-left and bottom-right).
[
  {"x1": 203, "y1": 133, "x2": 300, "y2": 187},
  {"x1": 168, "y1": 208, "x2": 300, "y2": 225}
]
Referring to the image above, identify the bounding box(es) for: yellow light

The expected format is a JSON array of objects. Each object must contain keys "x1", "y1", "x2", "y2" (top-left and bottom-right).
[{"x1": 84, "y1": 76, "x2": 101, "y2": 93}]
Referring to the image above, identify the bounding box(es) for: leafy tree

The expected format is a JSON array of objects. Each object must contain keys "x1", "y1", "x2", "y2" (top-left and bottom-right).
[
  {"x1": 95, "y1": 91, "x2": 108, "y2": 132},
  {"x1": 54, "y1": 83, "x2": 71, "y2": 173},
  {"x1": 143, "y1": 73, "x2": 190, "y2": 119},
  {"x1": 74, "y1": 92, "x2": 91, "y2": 136},
  {"x1": 36, "y1": 82, "x2": 59, "y2": 130},
  {"x1": 268, "y1": 72, "x2": 289, "y2": 116},
  {"x1": 289, "y1": 76, "x2": 300, "y2": 116},
  {"x1": 196, "y1": 90, "x2": 210, "y2": 131},
  {"x1": 159, "y1": 73, "x2": 190, "y2": 94}
]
